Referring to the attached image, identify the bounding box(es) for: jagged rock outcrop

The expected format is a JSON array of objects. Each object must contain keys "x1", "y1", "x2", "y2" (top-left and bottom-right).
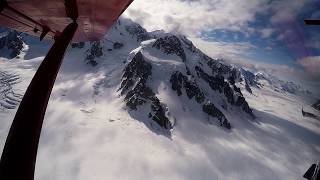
[
  {"x1": 302, "y1": 108, "x2": 318, "y2": 118},
  {"x1": 71, "y1": 42, "x2": 85, "y2": 48},
  {"x1": 152, "y1": 35, "x2": 186, "y2": 62},
  {"x1": 241, "y1": 69, "x2": 258, "y2": 86},
  {"x1": 245, "y1": 79, "x2": 253, "y2": 94},
  {"x1": 195, "y1": 66, "x2": 226, "y2": 93},
  {"x1": 170, "y1": 71, "x2": 231, "y2": 129},
  {"x1": 170, "y1": 71, "x2": 205, "y2": 104},
  {"x1": 85, "y1": 41, "x2": 103, "y2": 66},
  {"x1": 119, "y1": 52, "x2": 172, "y2": 129},
  {"x1": 203, "y1": 102, "x2": 231, "y2": 129},
  {"x1": 207, "y1": 58, "x2": 240, "y2": 81},
  {"x1": 195, "y1": 65, "x2": 254, "y2": 118},
  {"x1": 180, "y1": 35, "x2": 198, "y2": 53},
  {"x1": 235, "y1": 96, "x2": 254, "y2": 118},
  {"x1": 113, "y1": 42, "x2": 124, "y2": 49},
  {"x1": 125, "y1": 22, "x2": 150, "y2": 42},
  {"x1": 0, "y1": 30, "x2": 24, "y2": 58}
]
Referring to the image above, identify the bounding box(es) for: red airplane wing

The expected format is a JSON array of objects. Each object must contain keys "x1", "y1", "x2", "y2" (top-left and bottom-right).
[{"x1": 0, "y1": 0, "x2": 134, "y2": 42}]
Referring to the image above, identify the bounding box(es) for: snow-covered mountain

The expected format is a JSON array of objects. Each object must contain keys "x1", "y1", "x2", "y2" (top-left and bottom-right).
[
  {"x1": 0, "y1": 18, "x2": 319, "y2": 180},
  {"x1": 240, "y1": 68, "x2": 312, "y2": 96}
]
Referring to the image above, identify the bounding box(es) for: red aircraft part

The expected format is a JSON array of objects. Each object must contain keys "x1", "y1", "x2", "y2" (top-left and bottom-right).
[
  {"x1": 0, "y1": 0, "x2": 134, "y2": 42},
  {"x1": 0, "y1": 1, "x2": 134, "y2": 179}
]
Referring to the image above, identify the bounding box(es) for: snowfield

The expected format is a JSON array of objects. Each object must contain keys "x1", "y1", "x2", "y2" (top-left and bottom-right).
[{"x1": 0, "y1": 19, "x2": 319, "y2": 180}]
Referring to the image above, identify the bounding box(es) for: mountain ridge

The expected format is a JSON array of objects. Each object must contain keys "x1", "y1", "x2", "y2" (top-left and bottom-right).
[
  {"x1": 0, "y1": 18, "x2": 315, "y2": 131},
  {"x1": 0, "y1": 17, "x2": 320, "y2": 180}
]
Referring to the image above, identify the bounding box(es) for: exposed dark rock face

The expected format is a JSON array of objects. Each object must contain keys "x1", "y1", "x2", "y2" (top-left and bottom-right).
[
  {"x1": 195, "y1": 66, "x2": 225, "y2": 93},
  {"x1": 149, "y1": 97, "x2": 172, "y2": 129},
  {"x1": 125, "y1": 23, "x2": 146, "y2": 36},
  {"x1": 235, "y1": 96, "x2": 254, "y2": 118},
  {"x1": 223, "y1": 84, "x2": 235, "y2": 105},
  {"x1": 170, "y1": 72, "x2": 183, "y2": 96},
  {"x1": 241, "y1": 69, "x2": 257, "y2": 86},
  {"x1": 312, "y1": 100, "x2": 320, "y2": 111},
  {"x1": 153, "y1": 35, "x2": 186, "y2": 62},
  {"x1": 113, "y1": 42, "x2": 124, "y2": 49},
  {"x1": 0, "y1": 30, "x2": 24, "y2": 58},
  {"x1": 119, "y1": 52, "x2": 171, "y2": 129},
  {"x1": 170, "y1": 71, "x2": 205, "y2": 103},
  {"x1": 203, "y1": 102, "x2": 231, "y2": 129},
  {"x1": 170, "y1": 71, "x2": 231, "y2": 129},
  {"x1": 120, "y1": 52, "x2": 152, "y2": 95},
  {"x1": 195, "y1": 66, "x2": 254, "y2": 118},
  {"x1": 240, "y1": 69, "x2": 266, "y2": 92},
  {"x1": 0, "y1": 71, "x2": 22, "y2": 110},
  {"x1": 228, "y1": 76, "x2": 236, "y2": 85},
  {"x1": 208, "y1": 59, "x2": 231, "y2": 76},
  {"x1": 245, "y1": 79, "x2": 253, "y2": 94},
  {"x1": 206, "y1": 58, "x2": 242, "y2": 85},
  {"x1": 125, "y1": 23, "x2": 150, "y2": 42},
  {"x1": 180, "y1": 35, "x2": 197, "y2": 53},
  {"x1": 233, "y1": 85, "x2": 243, "y2": 96},
  {"x1": 86, "y1": 41, "x2": 103, "y2": 66},
  {"x1": 185, "y1": 66, "x2": 192, "y2": 76},
  {"x1": 302, "y1": 108, "x2": 318, "y2": 118},
  {"x1": 71, "y1": 42, "x2": 85, "y2": 48}
]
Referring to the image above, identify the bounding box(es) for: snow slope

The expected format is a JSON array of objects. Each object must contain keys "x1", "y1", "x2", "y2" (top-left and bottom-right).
[{"x1": 0, "y1": 18, "x2": 319, "y2": 180}]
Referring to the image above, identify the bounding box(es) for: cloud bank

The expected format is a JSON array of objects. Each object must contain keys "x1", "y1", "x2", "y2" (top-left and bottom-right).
[
  {"x1": 125, "y1": 0, "x2": 316, "y2": 37},
  {"x1": 298, "y1": 56, "x2": 320, "y2": 79},
  {"x1": 124, "y1": 0, "x2": 267, "y2": 36}
]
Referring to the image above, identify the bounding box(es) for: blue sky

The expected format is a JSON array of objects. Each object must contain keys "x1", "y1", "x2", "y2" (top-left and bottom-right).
[
  {"x1": 125, "y1": 0, "x2": 320, "y2": 81},
  {"x1": 201, "y1": 8, "x2": 320, "y2": 68}
]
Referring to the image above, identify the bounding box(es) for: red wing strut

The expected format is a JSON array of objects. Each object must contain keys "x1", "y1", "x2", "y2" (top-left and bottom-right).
[{"x1": 0, "y1": 1, "x2": 134, "y2": 180}]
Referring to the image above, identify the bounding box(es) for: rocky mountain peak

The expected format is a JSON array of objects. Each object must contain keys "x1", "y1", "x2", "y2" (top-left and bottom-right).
[
  {"x1": 119, "y1": 52, "x2": 172, "y2": 130},
  {"x1": 0, "y1": 29, "x2": 24, "y2": 59},
  {"x1": 152, "y1": 35, "x2": 186, "y2": 62}
]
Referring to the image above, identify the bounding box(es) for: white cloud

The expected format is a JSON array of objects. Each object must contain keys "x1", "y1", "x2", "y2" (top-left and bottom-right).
[
  {"x1": 298, "y1": 56, "x2": 320, "y2": 79},
  {"x1": 265, "y1": 46, "x2": 272, "y2": 51},
  {"x1": 269, "y1": 0, "x2": 313, "y2": 24},
  {"x1": 190, "y1": 37, "x2": 255, "y2": 60},
  {"x1": 124, "y1": 0, "x2": 268, "y2": 37},
  {"x1": 260, "y1": 28, "x2": 275, "y2": 38},
  {"x1": 125, "y1": 0, "x2": 317, "y2": 38}
]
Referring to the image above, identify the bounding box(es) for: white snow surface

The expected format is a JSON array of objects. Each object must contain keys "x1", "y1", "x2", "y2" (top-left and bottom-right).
[{"x1": 0, "y1": 19, "x2": 319, "y2": 180}]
